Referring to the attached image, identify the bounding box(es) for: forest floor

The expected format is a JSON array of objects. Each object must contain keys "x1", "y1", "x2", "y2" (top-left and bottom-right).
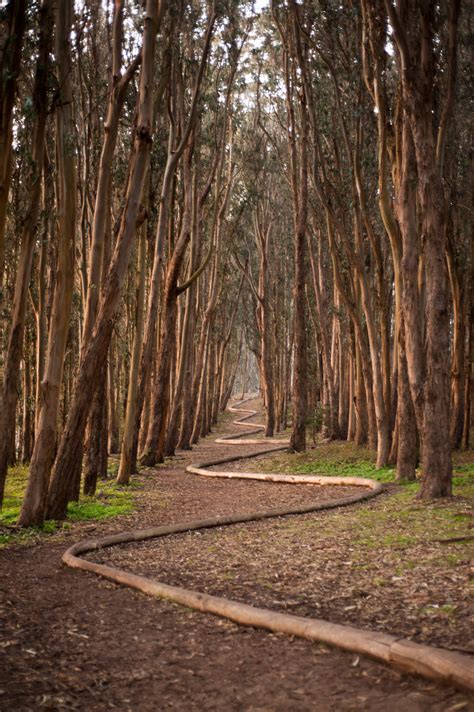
[{"x1": 0, "y1": 400, "x2": 473, "y2": 712}]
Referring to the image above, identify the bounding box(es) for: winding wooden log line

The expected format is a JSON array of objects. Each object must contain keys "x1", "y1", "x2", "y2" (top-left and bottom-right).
[{"x1": 62, "y1": 398, "x2": 474, "y2": 692}]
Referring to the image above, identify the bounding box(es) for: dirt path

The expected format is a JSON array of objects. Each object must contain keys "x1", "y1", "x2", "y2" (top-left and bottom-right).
[{"x1": 1, "y1": 402, "x2": 473, "y2": 711}]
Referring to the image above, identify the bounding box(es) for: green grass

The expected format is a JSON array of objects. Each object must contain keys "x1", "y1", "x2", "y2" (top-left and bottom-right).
[
  {"x1": 0, "y1": 462, "x2": 140, "y2": 547},
  {"x1": 252, "y1": 439, "x2": 474, "y2": 552},
  {"x1": 258, "y1": 439, "x2": 474, "y2": 488},
  {"x1": 257, "y1": 441, "x2": 397, "y2": 482},
  {"x1": 1, "y1": 464, "x2": 29, "y2": 526},
  {"x1": 67, "y1": 480, "x2": 135, "y2": 521}
]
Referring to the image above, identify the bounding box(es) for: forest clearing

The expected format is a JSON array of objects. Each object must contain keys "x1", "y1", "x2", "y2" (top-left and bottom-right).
[{"x1": 0, "y1": 0, "x2": 473, "y2": 710}]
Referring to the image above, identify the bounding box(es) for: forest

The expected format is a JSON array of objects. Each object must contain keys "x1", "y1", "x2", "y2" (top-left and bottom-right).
[{"x1": 0, "y1": 0, "x2": 473, "y2": 709}]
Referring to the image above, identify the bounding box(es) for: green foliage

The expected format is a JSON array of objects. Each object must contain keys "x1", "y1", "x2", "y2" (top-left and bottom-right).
[
  {"x1": 0, "y1": 464, "x2": 29, "y2": 525},
  {"x1": 67, "y1": 480, "x2": 135, "y2": 522},
  {"x1": 0, "y1": 463, "x2": 140, "y2": 547},
  {"x1": 258, "y1": 440, "x2": 474, "y2": 490},
  {"x1": 252, "y1": 441, "x2": 473, "y2": 556},
  {"x1": 258, "y1": 442, "x2": 396, "y2": 482}
]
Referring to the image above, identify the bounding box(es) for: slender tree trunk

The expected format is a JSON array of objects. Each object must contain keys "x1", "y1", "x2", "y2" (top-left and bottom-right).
[
  {"x1": 254, "y1": 216, "x2": 276, "y2": 437},
  {"x1": 387, "y1": 0, "x2": 456, "y2": 497},
  {"x1": 308, "y1": 237, "x2": 339, "y2": 439},
  {"x1": 0, "y1": 0, "x2": 52, "y2": 504},
  {"x1": 416, "y1": 132, "x2": 452, "y2": 497},
  {"x1": 352, "y1": 207, "x2": 390, "y2": 466},
  {"x1": 176, "y1": 292, "x2": 197, "y2": 449},
  {"x1": 347, "y1": 353, "x2": 356, "y2": 441},
  {"x1": 108, "y1": 342, "x2": 120, "y2": 453},
  {"x1": 83, "y1": 365, "x2": 108, "y2": 495},
  {"x1": 44, "y1": 0, "x2": 162, "y2": 521},
  {"x1": 81, "y1": 3, "x2": 141, "y2": 493},
  {"x1": 165, "y1": 259, "x2": 195, "y2": 456},
  {"x1": 354, "y1": 339, "x2": 367, "y2": 445},
  {"x1": 396, "y1": 319, "x2": 417, "y2": 481},
  {"x1": 133, "y1": 9, "x2": 215, "y2": 466},
  {"x1": 463, "y1": 194, "x2": 473, "y2": 449},
  {"x1": 0, "y1": 0, "x2": 26, "y2": 291},
  {"x1": 289, "y1": 65, "x2": 308, "y2": 452},
  {"x1": 117, "y1": 186, "x2": 148, "y2": 483},
  {"x1": 21, "y1": 346, "x2": 33, "y2": 463},
  {"x1": 141, "y1": 149, "x2": 194, "y2": 465},
  {"x1": 35, "y1": 189, "x2": 48, "y2": 431},
  {"x1": 191, "y1": 332, "x2": 210, "y2": 444},
  {"x1": 448, "y1": 260, "x2": 466, "y2": 449},
  {"x1": 395, "y1": 121, "x2": 425, "y2": 438},
  {"x1": 18, "y1": 0, "x2": 77, "y2": 526}
]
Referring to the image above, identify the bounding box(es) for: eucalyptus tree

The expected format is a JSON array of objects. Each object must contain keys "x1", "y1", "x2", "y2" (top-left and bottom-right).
[
  {"x1": 36, "y1": 0, "x2": 164, "y2": 524},
  {"x1": 0, "y1": 0, "x2": 26, "y2": 296},
  {"x1": 138, "y1": 3, "x2": 219, "y2": 467},
  {"x1": 0, "y1": 0, "x2": 53, "y2": 506},
  {"x1": 384, "y1": 0, "x2": 461, "y2": 497},
  {"x1": 18, "y1": 0, "x2": 77, "y2": 524}
]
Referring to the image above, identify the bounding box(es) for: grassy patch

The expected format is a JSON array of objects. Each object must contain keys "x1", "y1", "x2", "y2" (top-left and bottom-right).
[
  {"x1": 251, "y1": 440, "x2": 473, "y2": 553},
  {"x1": 257, "y1": 442, "x2": 396, "y2": 482},
  {"x1": 259, "y1": 440, "x2": 474, "y2": 489},
  {"x1": 1, "y1": 464, "x2": 29, "y2": 526},
  {"x1": 67, "y1": 483, "x2": 135, "y2": 521},
  {"x1": 0, "y1": 463, "x2": 140, "y2": 547},
  {"x1": 257, "y1": 440, "x2": 473, "y2": 488}
]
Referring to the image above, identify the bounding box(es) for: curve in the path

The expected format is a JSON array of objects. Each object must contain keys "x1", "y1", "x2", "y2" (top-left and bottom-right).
[
  {"x1": 62, "y1": 397, "x2": 474, "y2": 692},
  {"x1": 214, "y1": 396, "x2": 289, "y2": 445}
]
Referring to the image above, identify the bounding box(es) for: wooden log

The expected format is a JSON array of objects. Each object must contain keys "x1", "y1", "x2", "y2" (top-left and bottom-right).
[
  {"x1": 63, "y1": 526, "x2": 474, "y2": 692},
  {"x1": 61, "y1": 397, "x2": 474, "y2": 693}
]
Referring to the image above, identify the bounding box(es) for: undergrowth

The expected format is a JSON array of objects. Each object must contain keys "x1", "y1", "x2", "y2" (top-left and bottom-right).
[
  {"x1": 254, "y1": 441, "x2": 473, "y2": 545},
  {"x1": 0, "y1": 461, "x2": 141, "y2": 547},
  {"x1": 257, "y1": 440, "x2": 474, "y2": 486}
]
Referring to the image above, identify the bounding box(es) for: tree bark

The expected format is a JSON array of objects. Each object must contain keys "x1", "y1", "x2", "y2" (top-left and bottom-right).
[
  {"x1": 44, "y1": 0, "x2": 162, "y2": 521},
  {"x1": 141, "y1": 141, "x2": 196, "y2": 466},
  {"x1": 0, "y1": 0, "x2": 52, "y2": 504},
  {"x1": 386, "y1": 0, "x2": 455, "y2": 497},
  {"x1": 18, "y1": 0, "x2": 77, "y2": 526},
  {"x1": 0, "y1": 0, "x2": 26, "y2": 291},
  {"x1": 117, "y1": 178, "x2": 148, "y2": 484},
  {"x1": 395, "y1": 319, "x2": 417, "y2": 481}
]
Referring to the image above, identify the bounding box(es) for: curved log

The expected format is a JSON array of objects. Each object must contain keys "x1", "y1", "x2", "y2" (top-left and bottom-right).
[{"x1": 62, "y1": 397, "x2": 474, "y2": 692}]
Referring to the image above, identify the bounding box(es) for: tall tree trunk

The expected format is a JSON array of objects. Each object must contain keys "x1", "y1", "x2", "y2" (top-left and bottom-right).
[
  {"x1": 21, "y1": 345, "x2": 33, "y2": 463},
  {"x1": 260, "y1": 249, "x2": 275, "y2": 438},
  {"x1": 395, "y1": 319, "x2": 417, "y2": 481},
  {"x1": 289, "y1": 16, "x2": 308, "y2": 453},
  {"x1": 0, "y1": 0, "x2": 52, "y2": 504},
  {"x1": 35, "y1": 186, "x2": 48, "y2": 431},
  {"x1": 176, "y1": 289, "x2": 198, "y2": 449},
  {"x1": 448, "y1": 258, "x2": 466, "y2": 449},
  {"x1": 463, "y1": 184, "x2": 473, "y2": 449},
  {"x1": 44, "y1": 0, "x2": 162, "y2": 521},
  {"x1": 141, "y1": 144, "x2": 195, "y2": 466},
  {"x1": 18, "y1": 0, "x2": 77, "y2": 526},
  {"x1": 387, "y1": 0, "x2": 457, "y2": 497},
  {"x1": 81, "y1": 2, "x2": 140, "y2": 494},
  {"x1": 0, "y1": 0, "x2": 26, "y2": 291},
  {"x1": 354, "y1": 338, "x2": 367, "y2": 445},
  {"x1": 165, "y1": 229, "x2": 197, "y2": 456},
  {"x1": 191, "y1": 331, "x2": 210, "y2": 445},
  {"x1": 117, "y1": 183, "x2": 148, "y2": 484},
  {"x1": 107, "y1": 341, "x2": 120, "y2": 453},
  {"x1": 308, "y1": 236, "x2": 339, "y2": 439},
  {"x1": 133, "y1": 9, "x2": 215, "y2": 466}
]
